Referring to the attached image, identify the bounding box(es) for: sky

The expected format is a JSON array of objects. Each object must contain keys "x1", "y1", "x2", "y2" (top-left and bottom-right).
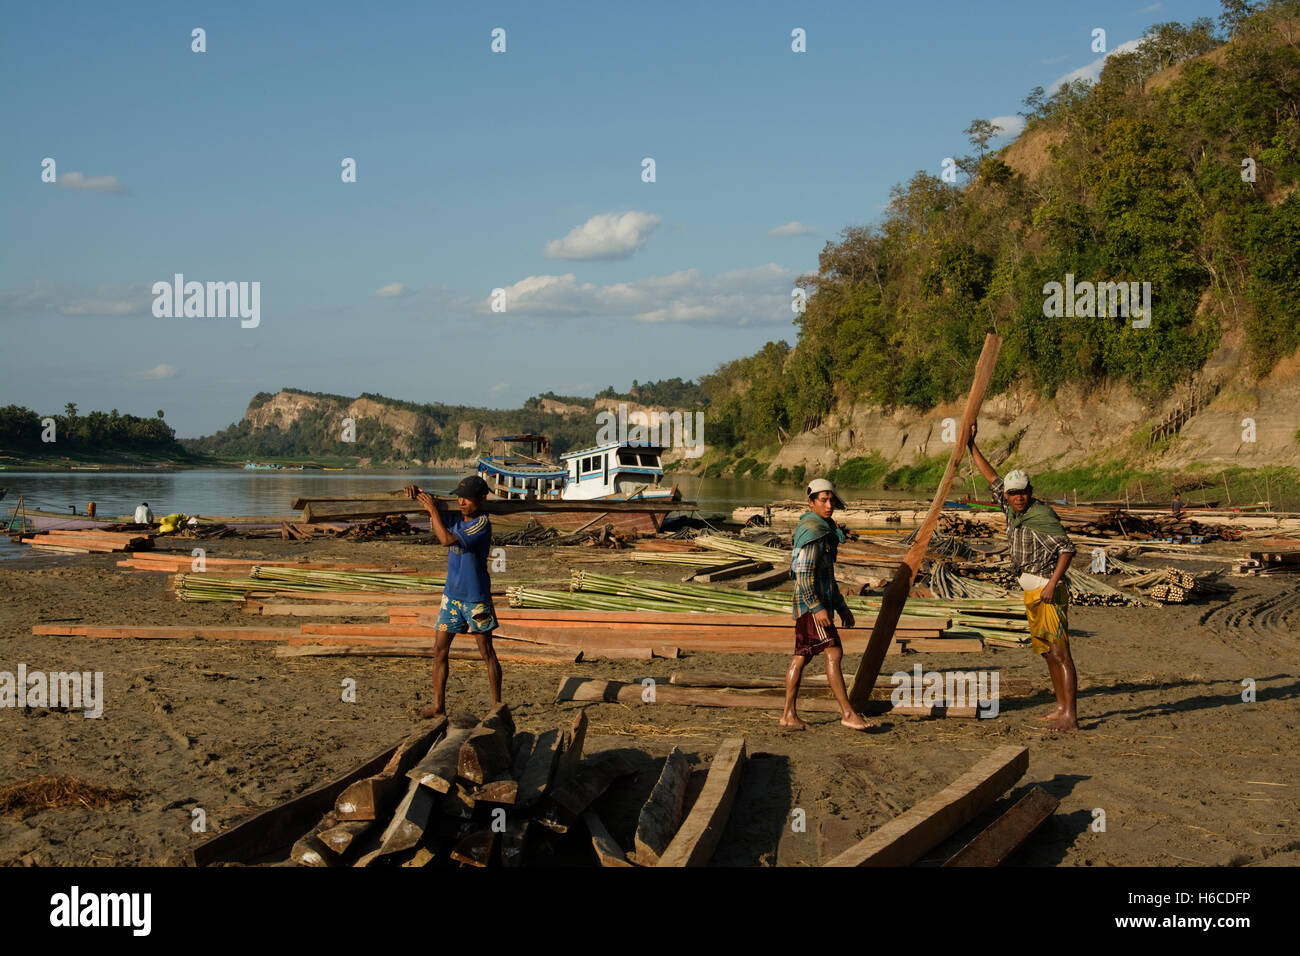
[{"x1": 0, "y1": 0, "x2": 1226, "y2": 438}]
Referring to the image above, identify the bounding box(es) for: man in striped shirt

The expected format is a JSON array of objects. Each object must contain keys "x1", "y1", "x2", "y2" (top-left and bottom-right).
[
  {"x1": 967, "y1": 423, "x2": 1079, "y2": 730},
  {"x1": 782, "y1": 478, "x2": 874, "y2": 732}
]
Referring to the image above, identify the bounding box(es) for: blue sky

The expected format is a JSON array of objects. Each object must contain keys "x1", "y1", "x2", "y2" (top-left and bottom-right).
[{"x1": 0, "y1": 0, "x2": 1224, "y2": 437}]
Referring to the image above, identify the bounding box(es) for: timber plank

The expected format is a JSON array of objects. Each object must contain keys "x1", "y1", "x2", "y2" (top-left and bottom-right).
[
  {"x1": 190, "y1": 740, "x2": 399, "y2": 865},
  {"x1": 633, "y1": 747, "x2": 691, "y2": 865},
  {"x1": 334, "y1": 720, "x2": 447, "y2": 820},
  {"x1": 942, "y1": 785, "x2": 1059, "y2": 867},
  {"x1": 407, "y1": 727, "x2": 476, "y2": 793},
  {"x1": 450, "y1": 829, "x2": 497, "y2": 867},
  {"x1": 849, "y1": 333, "x2": 1001, "y2": 710},
  {"x1": 542, "y1": 752, "x2": 637, "y2": 833},
  {"x1": 517, "y1": 728, "x2": 562, "y2": 807},
  {"x1": 825, "y1": 744, "x2": 1028, "y2": 866},
  {"x1": 657, "y1": 739, "x2": 747, "y2": 867},
  {"x1": 584, "y1": 808, "x2": 634, "y2": 867}
]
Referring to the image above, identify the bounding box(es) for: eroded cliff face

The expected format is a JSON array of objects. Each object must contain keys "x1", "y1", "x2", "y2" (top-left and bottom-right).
[
  {"x1": 772, "y1": 341, "x2": 1300, "y2": 475},
  {"x1": 245, "y1": 392, "x2": 331, "y2": 432}
]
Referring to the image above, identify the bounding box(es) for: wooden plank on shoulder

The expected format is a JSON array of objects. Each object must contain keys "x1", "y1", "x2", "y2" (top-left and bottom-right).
[{"x1": 825, "y1": 744, "x2": 1028, "y2": 867}]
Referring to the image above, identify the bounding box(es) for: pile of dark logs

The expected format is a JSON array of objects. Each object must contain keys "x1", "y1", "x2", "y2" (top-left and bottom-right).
[
  {"x1": 938, "y1": 515, "x2": 997, "y2": 538},
  {"x1": 214, "y1": 705, "x2": 749, "y2": 868},
  {"x1": 1057, "y1": 509, "x2": 1239, "y2": 542},
  {"x1": 493, "y1": 518, "x2": 559, "y2": 546},
  {"x1": 340, "y1": 514, "x2": 416, "y2": 540}
]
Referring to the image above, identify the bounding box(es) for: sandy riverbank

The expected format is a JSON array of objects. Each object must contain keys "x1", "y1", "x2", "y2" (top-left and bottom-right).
[{"x1": 0, "y1": 534, "x2": 1296, "y2": 867}]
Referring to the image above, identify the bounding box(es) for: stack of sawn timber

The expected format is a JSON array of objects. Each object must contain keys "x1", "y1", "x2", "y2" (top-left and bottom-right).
[
  {"x1": 20, "y1": 529, "x2": 153, "y2": 554},
  {"x1": 278, "y1": 706, "x2": 746, "y2": 868}
]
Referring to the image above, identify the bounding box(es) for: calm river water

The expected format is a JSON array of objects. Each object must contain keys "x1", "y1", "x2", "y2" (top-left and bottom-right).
[{"x1": 1, "y1": 469, "x2": 829, "y2": 558}]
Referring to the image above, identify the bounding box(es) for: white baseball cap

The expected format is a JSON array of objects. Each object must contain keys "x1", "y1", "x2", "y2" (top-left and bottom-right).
[
  {"x1": 806, "y1": 478, "x2": 846, "y2": 510},
  {"x1": 1004, "y1": 469, "x2": 1031, "y2": 492}
]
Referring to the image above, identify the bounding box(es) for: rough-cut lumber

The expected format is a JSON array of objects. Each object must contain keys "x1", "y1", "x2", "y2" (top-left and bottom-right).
[
  {"x1": 290, "y1": 832, "x2": 335, "y2": 867},
  {"x1": 407, "y1": 727, "x2": 476, "y2": 793},
  {"x1": 473, "y1": 779, "x2": 519, "y2": 805},
  {"x1": 191, "y1": 740, "x2": 400, "y2": 865},
  {"x1": 458, "y1": 727, "x2": 512, "y2": 785},
  {"x1": 334, "y1": 720, "x2": 447, "y2": 820},
  {"x1": 850, "y1": 333, "x2": 1001, "y2": 710},
  {"x1": 657, "y1": 738, "x2": 747, "y2": 867},
  {"x1": 555, "y1": 710, "x2": 588, "y2": 787},
  {"x1": 633, "y1": 747, "x2": 691, "y2": 865},
  {"x1": 555, "y1": 677, "x2": 979, "y2": 717},
  {"x1": 302, "y1": 495, "x2": 688, "y2": 523},
  {"x1": 34, "y1": 624, "x2": 301, "y2": 642},
  {"x1": 825, "y1": 744, "x2": 1028, "y2": 866},
  {"x1": 318, "y1": 819, "x2": 374, "y2": 856},
  {"x1": 584, "y1": 809, "x2": 633, "y2": 867},
  {"x1": 500, "y1": 817, "x2": 531, "y2": 867},
  {"x1": 451, "y1": 828, "x2": 497, "y2": 867},
  {"x1": 742, "y1": 567, "x2": 794, "y2": 590},
  {"x1": 942, "y1": 785, "x2": 1059, "y2": 867},
  {"x1": 362, "y1": 777, "x2": 438, "y2": 864},
  {"x1": 695, "y1": 560, "x2": 773, "y2": 583},
  {"x1": 542, "y1": 752, "x2": 637, "y2": 833},
  {"x1": 275, "y1": 642, "x2": 582, "y2": 663},
  {"x1": 517, "y1": 728, "x2": 562, "y2": 807}
]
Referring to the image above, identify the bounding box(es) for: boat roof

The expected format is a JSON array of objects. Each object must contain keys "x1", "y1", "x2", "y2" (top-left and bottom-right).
[
  {"x1": 489, "y1": 434, "x2": 548, "y2": 444},
  {"x1": 560, "y1": 441, "x2": 665, "y2": 460}
]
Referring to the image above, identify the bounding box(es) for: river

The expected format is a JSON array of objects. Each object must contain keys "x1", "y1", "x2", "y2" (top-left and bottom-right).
[{"x1": 1, "y1": 469, "x2": 821, "y2": 559}]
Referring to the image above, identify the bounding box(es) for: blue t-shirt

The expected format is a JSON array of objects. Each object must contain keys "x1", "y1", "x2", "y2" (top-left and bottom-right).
[{"x1": 444, "y1": 513, "x2": 493, "y2": 603}]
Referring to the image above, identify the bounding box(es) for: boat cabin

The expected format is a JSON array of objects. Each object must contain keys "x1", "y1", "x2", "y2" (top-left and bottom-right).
[
  {"x1": 559, "y1": 441, "x2": 676, "y2": 501},
  {"x1": 476, "y1": 434, "x2": 567, "y2": 500}
]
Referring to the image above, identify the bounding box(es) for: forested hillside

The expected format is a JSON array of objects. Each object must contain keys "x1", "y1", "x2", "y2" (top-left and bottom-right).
[{"x1": 699, "y1": 1, "x2": 1300, "y2": 455}]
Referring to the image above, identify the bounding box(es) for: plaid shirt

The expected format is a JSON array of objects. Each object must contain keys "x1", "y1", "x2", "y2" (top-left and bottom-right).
[
  {"x1": 791, "y1": 539, "x2": 849, "y2": 620},
  {"x1": 991, "y1": 477, "x2": 1076, "y2": 577}
]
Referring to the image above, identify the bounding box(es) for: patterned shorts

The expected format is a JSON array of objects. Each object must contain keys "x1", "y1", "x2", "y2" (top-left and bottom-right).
[{"x1": 434, "y1": 595, "x2": 498, "y2": 635}]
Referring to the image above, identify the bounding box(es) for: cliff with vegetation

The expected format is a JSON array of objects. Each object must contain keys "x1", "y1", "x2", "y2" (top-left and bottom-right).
[{"x1": 692, "y1": 1, "x2": 1300, "y2": 494}]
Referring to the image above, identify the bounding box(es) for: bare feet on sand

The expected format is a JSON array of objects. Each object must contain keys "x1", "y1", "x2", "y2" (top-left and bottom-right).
[
  {"x1": 841, "y1": 714, "x2": 877, "y2": 732},
  {"x1": 418, "y1": 705, "x2": 445, "y2": 720},
  {"x1": 1045, "y1": 715, "x2": 1079, "y2": 731},
  {"x1": 780, "y1": 716, "x2": 808, "y2": 730},
  {"x1": 1037, "y1": 707, "x2": 1065, "y2": 721}
]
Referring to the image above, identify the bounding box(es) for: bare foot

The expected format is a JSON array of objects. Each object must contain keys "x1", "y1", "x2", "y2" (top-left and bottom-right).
[
  {"x1": 840, "y1": 714, "x2": 877, "y2": 732},
  {"x1": 1037, "y1": 707, "x2": 1065, "y2": 721},
  {"x1": 780, "y1": 716, "x2": 808, "y2": 730},
  {"x1": 1045, "y1": 715, "x2": 1079, "y2": 731},
  {"x1": 418, "y1": 705, "x2": 445, "y2": 720}
]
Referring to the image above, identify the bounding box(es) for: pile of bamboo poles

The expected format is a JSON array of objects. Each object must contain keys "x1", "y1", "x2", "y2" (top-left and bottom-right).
[{"x1": 175, "y1": 566, "x2": 446, "y2": 602}]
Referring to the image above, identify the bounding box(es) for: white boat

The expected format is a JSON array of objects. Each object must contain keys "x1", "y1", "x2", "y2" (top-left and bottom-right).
[{"x1": 477, "y1": 435, "x2": 678, "y2": 502}]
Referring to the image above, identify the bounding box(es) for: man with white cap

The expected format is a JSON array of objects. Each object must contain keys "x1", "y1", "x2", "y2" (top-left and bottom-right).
[
  {"x1": 967, "y1": 424, "x2": 1079, "y2": 730},
  {"x1": 782, "y1": 477, "x2": 874, "y2": 731}
]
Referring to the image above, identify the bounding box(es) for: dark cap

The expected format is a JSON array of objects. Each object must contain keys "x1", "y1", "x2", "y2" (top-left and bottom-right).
[{"x1": 453, "y1": 475, "x2": 490, "y2": 499}]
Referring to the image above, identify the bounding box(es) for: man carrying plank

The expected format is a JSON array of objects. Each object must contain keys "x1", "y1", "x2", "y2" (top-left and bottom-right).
[
  {"x1": 966, "y1": 425, "x2": 1078, "y2": 730},
  {"x1": 403, "y1": 476, "x2": 502, "y2": 718},
  {"x1": 782, "y1": 479, "x2": 873, "y2": 732}
]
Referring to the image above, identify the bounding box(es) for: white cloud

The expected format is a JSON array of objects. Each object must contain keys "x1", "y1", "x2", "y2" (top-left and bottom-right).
[
  {"x1": 1135, "y1": 3, "x2": 1162, "y2": 14},
  {"x1": 56, "y1": 172, "x2": 128, "y2": 195},
  {"x1": 544, "y1": 211, "x2": 662, "y2": 260},
  {"x1": 768, "y1": 221, "x2": 818, "y2": 237},
  {"x1": 0, "y1": 280, "x2": 149, "y2": 318},
  {"x1": 990, "y1": 115, "x2": 1026, "y2": 139},
  {"x1": 490, "y1": 262, "x2": 795, "y2": 326},
  {"x1": 489, "y1": 382, "x2": 509, "y2": 395},
  {"x1": 1047, "y1": 37, "x2": 1145, "y2": 90},
  {"x1": 140, "y1": 364, "x2": 177, "y2": 380},
  {"x1": 375, "y1": 282, "x2": 409, "y2": 298}
]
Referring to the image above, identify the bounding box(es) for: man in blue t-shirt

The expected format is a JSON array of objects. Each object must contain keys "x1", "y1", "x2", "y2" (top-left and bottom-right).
[{"x1": 403, "y1": 475, "x2": 500, "y2": 719}]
